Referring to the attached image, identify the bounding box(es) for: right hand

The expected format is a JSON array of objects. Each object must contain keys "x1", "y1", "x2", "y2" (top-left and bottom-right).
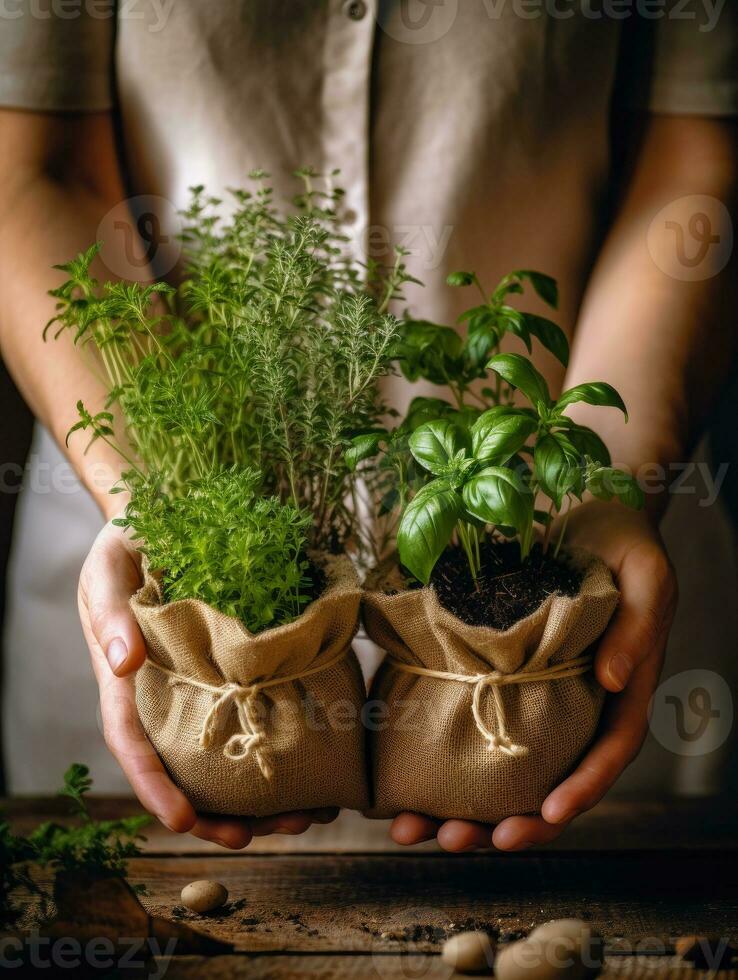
[{"x1": 78, "y1": 516, "x2": 338, "y2": 848}]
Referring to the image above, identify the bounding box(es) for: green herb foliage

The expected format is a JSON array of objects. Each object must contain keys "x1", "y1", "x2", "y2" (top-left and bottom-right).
[
  {"x1": 28, "y1": 765, "x2": 149, "y2": 883},
  {"x1": 0, "y1": 821, "x2": 39, "y2": 926},
  {"x1": 123, "y1": 469, "x2": 313, "y2": 632},
  {"x1": 47, "y1": 171, "x2": 410, "y2": 627},
  {"x1": 0, "y1": 765, "x2": 149, "y2": 924},
  {"x1": 351, "y1": 270, "x2": 644, "y2": 584}
]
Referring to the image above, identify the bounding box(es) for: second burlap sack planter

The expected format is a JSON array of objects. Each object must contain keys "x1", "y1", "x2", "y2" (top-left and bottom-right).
[
  {"x1": 131, "y1": 553, "x2": 370, "y2": 817},
  {"x1": 363, "y1": 549, "x2": 618, "y2": 823}
]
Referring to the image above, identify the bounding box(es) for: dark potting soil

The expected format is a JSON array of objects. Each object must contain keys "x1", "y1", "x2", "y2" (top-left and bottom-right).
[{"x1": 427, "y1": 541, "x2": 582, "y2": 630}]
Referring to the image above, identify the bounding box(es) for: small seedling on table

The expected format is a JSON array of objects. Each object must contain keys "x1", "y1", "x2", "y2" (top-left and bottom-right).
[{"x1": 0, "y1": 764, "x2": 150, "y2": 925}]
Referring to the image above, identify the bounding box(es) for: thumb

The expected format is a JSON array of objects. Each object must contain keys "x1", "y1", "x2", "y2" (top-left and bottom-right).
[
  {"x1": 595, "y1": 542, "x2": 678, "y2": 692},
  {"x1": 79, "y1": 521, "x2": 147, "y2": 677}
]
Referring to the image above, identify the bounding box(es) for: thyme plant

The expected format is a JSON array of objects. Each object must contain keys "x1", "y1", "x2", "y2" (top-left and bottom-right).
[{"x1": 47, "y1": 171, "x2": 409, "y2": 628}]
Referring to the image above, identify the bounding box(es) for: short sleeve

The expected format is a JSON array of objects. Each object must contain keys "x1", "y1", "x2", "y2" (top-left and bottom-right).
[
  {"x1": 614, "y1": 6, "x2": 738, "y2": 117},
  {"x1": 0, "y1": 5, "x2": 114, "y2": 112}
]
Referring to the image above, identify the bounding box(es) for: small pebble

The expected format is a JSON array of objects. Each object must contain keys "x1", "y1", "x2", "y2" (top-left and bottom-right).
[
  {"x1": 441, "y1": 931, "x2": 496, "y2": 974},
  {"x1": 180, "y1": 879, "x2": 229, "y2": 914},
  {"x1": 496, "y1": 920, "x2": 603, "y2": 980},
  {"x1": 530, "y1": 920, "x2": 604, "y2": 976}
]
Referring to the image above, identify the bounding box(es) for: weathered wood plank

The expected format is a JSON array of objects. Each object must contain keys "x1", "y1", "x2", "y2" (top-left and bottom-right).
[
  {"x1": 126, "y1": 852, "x2": 738, "y2": 952},
  {"x1": 4, "y1": 796, "x2": 738, "y2": 855},
  {"x1": 142, "y1": 957, "x2": 738, "y2": 980}
]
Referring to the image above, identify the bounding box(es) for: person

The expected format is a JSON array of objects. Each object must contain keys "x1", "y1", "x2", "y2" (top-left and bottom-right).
[{"x1": 0, "y1": 2, "x2": 737, "y2": 851}]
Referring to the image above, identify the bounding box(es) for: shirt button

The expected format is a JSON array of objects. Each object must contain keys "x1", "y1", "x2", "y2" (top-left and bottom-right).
[
  {"x1": 343, "y1": 0, "x2": 367, "y2": 20},
  {"x1": 343, "y1": 208, "x2": 359, "y2": 225}
]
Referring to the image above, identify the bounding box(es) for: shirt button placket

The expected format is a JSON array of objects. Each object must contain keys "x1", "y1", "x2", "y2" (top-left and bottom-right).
[{"x1": 322, "y1": 0, "x2": 376, "y2": 265}]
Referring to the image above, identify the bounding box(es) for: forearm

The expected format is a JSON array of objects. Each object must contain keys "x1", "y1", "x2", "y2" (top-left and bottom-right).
[
  {"x1": 566, "y1": 115, "x2": 738, "y2": 517},
  {"x1": 0, "y1": 112, "x2": 141, "y2": 519}
]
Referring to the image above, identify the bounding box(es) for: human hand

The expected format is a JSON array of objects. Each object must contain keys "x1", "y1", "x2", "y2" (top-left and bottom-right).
[
  {"x1": 389, "y1": 499, "x2": 677, "y2": 851},
  {"x1": 79, "y1": 516, "x2": 338, "y2": 847}
]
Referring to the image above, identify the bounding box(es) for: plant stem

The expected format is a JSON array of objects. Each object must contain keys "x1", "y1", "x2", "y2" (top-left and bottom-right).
[
  {"x1": 542, "y1": 498, "x2": 556, "y2": 553},
  {"x1": 553, "y1": 497, "x2": 572, "y2": 559},
  {"x1": 457, "y1": 521, "x2": 480, "y2": 588}
]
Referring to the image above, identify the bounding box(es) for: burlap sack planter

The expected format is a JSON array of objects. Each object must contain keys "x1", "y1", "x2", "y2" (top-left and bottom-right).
[
  {"x1": 362, "y1": 549, "x2": 618, "y2": 823},
  {"x1": 131, "y1": 553, "x2": 370, "y2": 817}
]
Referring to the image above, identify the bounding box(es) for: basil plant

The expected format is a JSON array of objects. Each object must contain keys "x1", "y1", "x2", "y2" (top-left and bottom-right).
[{"x1": 348, "y1": 269, "x2": 644, "y2": 585}]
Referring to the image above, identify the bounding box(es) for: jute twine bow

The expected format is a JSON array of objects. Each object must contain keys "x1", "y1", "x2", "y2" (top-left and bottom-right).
[
  {"x1": 386, "y1": 654, "x2": 594, "y2": 758},
  {"x1": 148, "y1": 648, "x2": 349, "y2": 780}
]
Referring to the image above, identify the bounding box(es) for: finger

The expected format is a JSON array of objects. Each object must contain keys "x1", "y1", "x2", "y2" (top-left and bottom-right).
[
  {"x1": 595, "y1": 543, "x2": 677, "y2": 693},
  {"x1": 436, "y1": 820, "x2": 493, "y2": 852},
  {"x1": 390, "y1": 812, "x2": 440, "y2": 845},
  {"x1": 79, "y1": 525, "x2": 147, "y2": 677},
  {"x1": 190, "y1": 816, "x2": 253, "y2": 850},
  {"x1": 542, "y1": 643, "x2": 665, "y2": 825},
  {"x1": 95, "y1": 665, "x2": 197, "y2": 834},
  {"x1": 492, "y1": 815, "x2": 569, "y2": 851},
  {"x1": 250, "y1": 811, "x2": 314, "y2": 836}
]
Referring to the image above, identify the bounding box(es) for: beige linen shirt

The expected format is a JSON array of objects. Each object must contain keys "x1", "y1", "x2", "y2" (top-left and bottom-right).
[{"x1": 1, "y1": 1, "x2": 737, "y2": 793}]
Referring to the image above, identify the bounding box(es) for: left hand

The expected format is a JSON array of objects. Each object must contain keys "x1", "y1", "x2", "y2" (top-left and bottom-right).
[{"x1": 389, "y1": 499, "x2": 678, "y2": 851}]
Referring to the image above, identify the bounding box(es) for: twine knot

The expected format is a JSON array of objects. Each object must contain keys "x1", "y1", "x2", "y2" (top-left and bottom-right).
[
  {"x1": 197, "y1": 681, "x2": 273, "y2": 778},
  {"x1": 148, "y1": 647, "x2": 350, "y2": 781},
  {"x1": 387, "y1": 654, "x2": 593, "y2": 759},
  {"x1": 471, "y1": 674, "x2": 529, "y2": 758}
]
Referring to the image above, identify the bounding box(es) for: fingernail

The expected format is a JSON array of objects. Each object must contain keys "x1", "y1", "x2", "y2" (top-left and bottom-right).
[
  {"x1": 107, "y1": 637, "x2": 128, "y2": 674},
  {"x1": 608, "y1": 653, "x2": 632, "y2": 690}
]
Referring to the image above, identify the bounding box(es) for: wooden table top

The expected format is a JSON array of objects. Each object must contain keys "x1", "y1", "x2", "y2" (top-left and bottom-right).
[{"x1": 4, "y1": 795, "x2": 738, "y2": 979}]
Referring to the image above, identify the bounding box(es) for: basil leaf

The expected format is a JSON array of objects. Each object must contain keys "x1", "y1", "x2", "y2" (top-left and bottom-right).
[
  {"x1": 556, "y1": 421, "x2": 611, "y2": 467},
  {"x1": 462, "y1": 465, "x2": 533, "y2": 531},
  {"x1": 397, "y1": 480, "x2": 462, "y2": 584},
  {"x1": 409, "y1": 420, "x2": 471, "y2": 475},
  {"x1": 465, "y1": 324, "x2": 497, "y2": 367},
  {"x1": 587, "y1": 467, "x2": 645, "y2": 510},
  {"x1": 471, "y1": 411, "x2": 537, "y2": 464},
  {"x1": 512, "y1": 270, "x2": 559, "y2": 309},
  {"x1": 534, "y1": 432, "x2": 584, "y2": 508},
  {"x1": 520, "y1": 313, "x2": 569, "y2": 367},
  {"x1": 499, "y1": 306, "x2": 533, "y2": 354},
  {"x1": 486, "y1": 352, "x2": 551, "y2": 409},
  {"x1": 397, "y1": 320, "x2": 463, "y2": 385},
  {"x1": 345, "y1": 431, "x2": 385, "y2": 470},
  {"x1": 556, "y1": 382, "x2": 628, "y2": 420},
  {"x1": 403, "y1": 396, "x2": 456, "y2": 432},
  {"x1": 447, "y1": 271, "x2": 475, "y2": 287}
]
